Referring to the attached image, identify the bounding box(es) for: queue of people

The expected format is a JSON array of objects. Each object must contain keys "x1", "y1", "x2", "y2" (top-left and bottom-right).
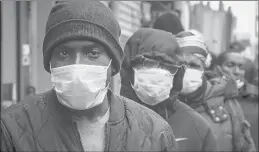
[{"x1": 1, "y1": 1, "x2": 258, "y2": 151}]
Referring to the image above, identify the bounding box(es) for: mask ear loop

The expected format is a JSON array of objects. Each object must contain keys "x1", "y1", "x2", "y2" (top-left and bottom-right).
[
  {"x1": 131, "y1": 68, "x2": 137, "y2": 88},
  {"x1": 49, "y1": 62, "x2": 52, "y2": 71},
  {"x1": 49, "y1": 62, "x2": 56, "y2": 88},
  {"x1": 106, "y1": 59, "x2": 113, "y2": 90},
  {"x1": 108, "y1": 60, "x2": 112, "y2": 68},
  {"x1": 130, "y1": 58, "x2": 145, "y2": 88}
]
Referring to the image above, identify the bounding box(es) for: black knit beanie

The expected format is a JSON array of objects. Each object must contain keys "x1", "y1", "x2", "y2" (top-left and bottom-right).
[
  {"x1": 153, "y1": 12, "x2": 184, "y2": 35},
  {"x1": 43, "y1": 1, "x2": 123, "y2": 75}
]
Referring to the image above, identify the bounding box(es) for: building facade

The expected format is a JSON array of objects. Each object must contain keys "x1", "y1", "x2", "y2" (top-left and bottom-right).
[{"x1": 190, "y1": 2, "x2": 235, "y2": 56}]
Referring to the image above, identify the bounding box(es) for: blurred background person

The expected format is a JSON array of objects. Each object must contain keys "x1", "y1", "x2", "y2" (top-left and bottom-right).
[
  {"x1": 120, "y1": 28, "x2": 218, "y2": 151},
  {"x1": 214, "y1": 44, "x2": 258, "y2": 150},
  {"x1": 176, "y1": 30, "x2": 256, "y2": 152},
  {"x1": 152, "y1": 12, "x2": 184, "y2": 35},
  {"x1": 26, "y1": 86, "x2": 36, "y2": 97},
  {"x1": 214, "y1": 43, "x2": 258, "y2": 99}
]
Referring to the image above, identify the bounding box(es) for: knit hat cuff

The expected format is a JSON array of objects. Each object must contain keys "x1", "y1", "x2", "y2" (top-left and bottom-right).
[{"x1": 43, "y1": 20, "x2": 123, "y2": 75}]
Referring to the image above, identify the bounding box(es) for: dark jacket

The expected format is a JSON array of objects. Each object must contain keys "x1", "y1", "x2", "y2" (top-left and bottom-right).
[
  {"x1": 207, "y1": 68, "x2": 258, "y2": 150},
  {"x1": 179, "y1": 77, "x2": 256, "y2": 152},
  {"x1": 237, "y1": 82, "x2": 258, "y2": 150},
  {"x1": 165, "y1": 100, "x2": 218, "y2": 151},
  {"x1": 1, "y1": 89, "x2": 178, "y2": 151},
  {"x1": 120, "y1": 28, "x2": 218, "y2": 151},
  {"x1": 237, "y1": 94, "x2": 258, "y2": 151}
]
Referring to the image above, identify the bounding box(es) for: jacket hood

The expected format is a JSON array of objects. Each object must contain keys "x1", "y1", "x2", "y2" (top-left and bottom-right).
[
  {"x1": 153, "y1": 12, "x2": 184, "y2": 35},
  {"x1": 122, "y1": 28, "x2": 182, "y2": 69},
  {"x1": 120, "y1": 28, "x2": 183, "y2": 108}
]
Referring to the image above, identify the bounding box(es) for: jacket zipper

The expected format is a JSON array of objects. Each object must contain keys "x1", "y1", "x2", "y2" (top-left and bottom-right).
[{"x1": 104, "y1": 123, "x2": 110, "y2": 151}]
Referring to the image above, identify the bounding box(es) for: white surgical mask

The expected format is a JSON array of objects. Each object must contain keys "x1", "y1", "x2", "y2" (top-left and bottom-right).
[
  {"x1": 181, "y1": 68, "x2": 203, "y2": 94},
  {"x1": 50, "y1": 61, "x2": 111, "y2": 110},
  {"x1": 132, "y1": 68, "x2": 174, "y2": 106}
]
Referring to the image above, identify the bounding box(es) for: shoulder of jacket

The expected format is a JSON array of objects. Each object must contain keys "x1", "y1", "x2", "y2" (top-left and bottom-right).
[
  {"x1": 224, "y1": 98, "x2": 242, "y2": 110},
  {"x1": 182, "y1": 107, "x2": 211, "y2": 137},
  {"x1": 119, "y1": 96, "x2": 171, "y2": 135},
  {"x1": 181, "y1": 110, "x2": 213, "y2": 145},
  {"x1": 3, "y1": 93, "x2": 42, "y2": 111},
  {"x1": 120, "y1": 96, "x2": 177, "y2": 150},
  {"x1": 1, "y1": 92, "x2": 47, "y2": 125}
]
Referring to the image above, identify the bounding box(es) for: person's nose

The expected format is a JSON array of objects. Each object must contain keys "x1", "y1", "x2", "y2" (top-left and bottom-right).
[
  {"x1": 75, "y1": 52, "x2": 87, "y2": 64},
  {"x1": 233, "y1": 66, "x2": 241, "y2": 76}
]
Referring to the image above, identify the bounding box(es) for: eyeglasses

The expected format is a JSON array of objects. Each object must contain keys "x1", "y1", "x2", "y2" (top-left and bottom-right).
[{"x1": 130, "y1": 55, "x2": 183, "y2": 75}]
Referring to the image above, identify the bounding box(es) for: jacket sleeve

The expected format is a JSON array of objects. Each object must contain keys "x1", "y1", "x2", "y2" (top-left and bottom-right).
[
  {"x1": 156, "y1": 124, "x2": 179, "y2": 151},
  {"x1": 227, "y1": 99, "x2": 256, "y2": 152},
  {"x1": 1, "y1": 120, "x2": 14, "y2": 152},
  {"x1": 202, "y1": 127, "x2": 219, "y2": 152},
  {"x1": 235, "y1": 100, "x2": 256, "y2": 152}
]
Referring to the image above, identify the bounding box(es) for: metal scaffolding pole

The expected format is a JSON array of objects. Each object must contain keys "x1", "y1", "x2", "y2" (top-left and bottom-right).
[
  {"x1": 0, "y1": 1, "x2": 2, "y2": 106},
  {"x1": 16, "y1": 1, "x2": 21, "y2": 102}
]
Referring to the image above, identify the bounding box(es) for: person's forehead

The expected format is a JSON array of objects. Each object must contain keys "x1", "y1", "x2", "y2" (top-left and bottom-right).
[
  {"x1": 57, "y1": 40, "x2": 103, "y2": 49},
  {"x1": 224, "y1": 52, "x2": 245, "y2": 63},
  {"x1": 180, "y1": 46, "x2": 204, "y2": 54},
  {"x1": 181, "y1": 51, "x2": 202, "y2": 61},
  {"x1": 182, "y1": 52, "x2": 198, "y2": 58}
]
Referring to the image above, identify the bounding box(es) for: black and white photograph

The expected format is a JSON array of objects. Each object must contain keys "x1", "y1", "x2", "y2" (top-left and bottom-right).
[{"x1": 1, "y1": 1, "x2": 258, "y2": 151}]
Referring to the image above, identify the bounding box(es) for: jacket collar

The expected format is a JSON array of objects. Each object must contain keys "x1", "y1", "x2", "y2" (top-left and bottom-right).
[{"x1": 45, "y1": 89, "x2": 125, "y2": 125}]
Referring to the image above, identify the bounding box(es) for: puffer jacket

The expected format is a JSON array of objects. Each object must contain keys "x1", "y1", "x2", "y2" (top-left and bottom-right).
[
  {"x1": 179, "y1": 77, "x2": 256, "y2": 152},
  {"x1": 237, "y1": 82, "x2": 258, "y2": 150},
  {"x1": 237, "y1": 93, "x2": 258, "y2": 151},
  {"x1": 120, "y1": 28, "x2": 218, "y2": 151},
  {"x1": 1, "y1": 89, "x2": 178, "y2": 151}
]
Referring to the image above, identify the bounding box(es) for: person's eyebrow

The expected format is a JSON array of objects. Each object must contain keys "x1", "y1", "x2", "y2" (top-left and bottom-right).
[
  {"x1": 82, "y1": 44, "x2": 103, "y2": 50},
  {"x1": 55, "y1": 44, "x2": 69, "y2": 50}
]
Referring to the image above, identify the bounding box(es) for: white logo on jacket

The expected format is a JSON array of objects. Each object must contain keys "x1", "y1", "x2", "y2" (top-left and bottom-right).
[{"x1": 175, "y1": 137, "x2": 188, "y2": 142}]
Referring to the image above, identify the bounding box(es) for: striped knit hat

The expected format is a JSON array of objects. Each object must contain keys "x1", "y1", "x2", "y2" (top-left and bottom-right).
[{"x1": 176, "y1": 30, "x2": 208, "y2": 62}]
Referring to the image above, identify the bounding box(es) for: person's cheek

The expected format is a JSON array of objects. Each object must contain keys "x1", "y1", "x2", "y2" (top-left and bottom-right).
[
  {"x1": 222, "y1": 66, "x2": 233, "y2": 78},
  {"x1": 240, "y1": 70, "x2": 246, "y2": 80}
]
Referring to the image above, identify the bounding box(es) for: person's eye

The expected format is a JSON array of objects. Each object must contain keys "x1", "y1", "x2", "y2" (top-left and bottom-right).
[
  {"x1": 239, "y1": 65, "x2": 245, "y2": 70},
  {"x1": 189, "y1": 62, "x2": 200, "y2": 69},
  {"x1": 59, "y1": 51, "x2": 69, "y2": 58},
  {"x1": 226, "y1": 62, "x2": 234, "y2": 67},
  {"x1": 87, "y1": 48, "x2": 100, "y2": 59}
]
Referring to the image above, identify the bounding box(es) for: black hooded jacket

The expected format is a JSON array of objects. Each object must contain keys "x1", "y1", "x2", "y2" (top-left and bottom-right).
[{"x1": 120, "y1": 28, "x2": 218, "y2": 151}]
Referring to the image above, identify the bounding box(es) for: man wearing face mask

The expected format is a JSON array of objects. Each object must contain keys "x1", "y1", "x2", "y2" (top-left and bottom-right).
[
  {"x1": 1, "y1": 2, "x2": 178, "y2": 151},
  {"x1": 176, "y1": 30, "x2": 256, "y2": 152},
  {"x1": 120, "y1": 28, "x2": 218, "y2": 151}
]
